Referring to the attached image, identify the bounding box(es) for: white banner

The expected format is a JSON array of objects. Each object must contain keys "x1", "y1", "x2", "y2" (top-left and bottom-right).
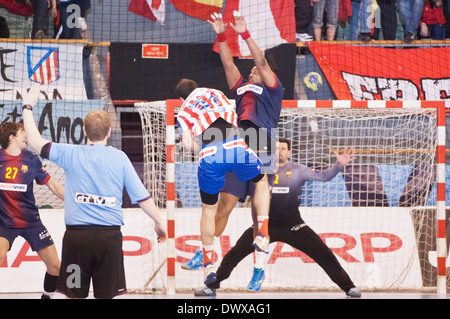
[
  {"x1": 0, "y1": 42, "x2": 87, "y2": 100},
  {"x1": 0, "y1": 207, "x2": 424, "y2": 294}
]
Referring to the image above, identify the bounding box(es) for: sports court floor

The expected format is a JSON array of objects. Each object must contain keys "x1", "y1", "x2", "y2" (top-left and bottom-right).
[{"x1": 1, "y1": 291, "x2": 449, "y2": 299}]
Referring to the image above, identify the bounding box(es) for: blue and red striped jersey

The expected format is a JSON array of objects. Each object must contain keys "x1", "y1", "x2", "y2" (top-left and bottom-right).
[{"x1": 0, "y1": 149, "x2": 50, "y2": 228}]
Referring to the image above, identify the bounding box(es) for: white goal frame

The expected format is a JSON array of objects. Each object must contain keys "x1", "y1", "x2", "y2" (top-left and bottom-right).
[{"x1": 136, "y1": 99, "x2": 447, "y2": 295}]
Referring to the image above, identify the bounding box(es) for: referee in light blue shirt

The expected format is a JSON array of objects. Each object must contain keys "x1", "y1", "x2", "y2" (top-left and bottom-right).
[{"x1": 22, "y1": 84, "x2": 167, "y2": 299}]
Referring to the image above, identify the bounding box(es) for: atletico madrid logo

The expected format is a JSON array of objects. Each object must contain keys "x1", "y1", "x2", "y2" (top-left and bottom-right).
[{"x1": 27, "y1": 46, "x2": 60, "y2": 85}]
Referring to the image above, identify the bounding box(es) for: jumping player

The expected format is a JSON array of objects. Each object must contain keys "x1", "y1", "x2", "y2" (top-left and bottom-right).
[
  {"x1": 182, "y1": 11, "x2": 283, "y2": 273},
  {"x1": 0, "y1": 121, "x2": 64, "y2": 299},
  {"x1": 175, "y1": 78, "x2": 270, "y2": 286},
  {"x1": 195, "y1": 138, "x2": 362, "y2": 298},
  {"x1": 21, "y1": 84, "x2": 167, "y2": 299}
]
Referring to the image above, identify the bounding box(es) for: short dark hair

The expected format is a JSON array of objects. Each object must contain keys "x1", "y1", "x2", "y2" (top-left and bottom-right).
[
  {"x1": 175, "y1": 79, "x2": 198, "y2": 99},
  {"x1": 0, "y1": 122, "x2": 23, "y2": 149},
  {"x1": 278, "y1": 137, "x2": 290, "y2": 150}
]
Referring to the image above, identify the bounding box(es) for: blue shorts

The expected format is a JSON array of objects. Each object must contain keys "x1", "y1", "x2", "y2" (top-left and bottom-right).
[
  {"x1": 0, "y1": 220, "x2": 54, "y2": 252},
  {"x1": 221, "y1": 149, "x2": 276, "y2": 201},
  {"x1": 197, "y1": 136, "x2": 262, "y2": 195}
]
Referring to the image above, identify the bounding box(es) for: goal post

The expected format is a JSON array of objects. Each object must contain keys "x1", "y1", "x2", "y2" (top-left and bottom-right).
[{"x1": 135, "y1": 99, "x2": 447, "y2": 294}]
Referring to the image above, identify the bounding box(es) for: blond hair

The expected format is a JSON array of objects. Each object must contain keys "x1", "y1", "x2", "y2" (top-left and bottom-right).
[{"x1": 84, "y1": 110, "x2": 111, "y2": 142}]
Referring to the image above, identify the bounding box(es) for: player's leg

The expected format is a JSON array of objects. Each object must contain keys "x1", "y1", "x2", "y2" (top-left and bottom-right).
[
  {"x1": 284, "y1": 223, "x2": 361, "y2": 297},
  {"x1": 22, "y1": 222, "x2": 61, "y2": 299},
  {"x1": 214, "y1": 192, "x2": 240, "y2": 237},
  {"x1": 251, "y1": 173, "x2": 270, "y2": 251},
  {"x1": 37, "y1": 244, "x2": 60, "y2": 299},
  {"x1": 195, "y1": 226, "x2": 255, "y2": 296}
]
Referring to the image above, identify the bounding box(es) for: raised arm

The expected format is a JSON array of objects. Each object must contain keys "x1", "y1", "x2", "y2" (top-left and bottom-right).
[
  {"x1": 230, "y1": 11, "x2": 277, "y2": 88},
  {"x1": 208, "y1": 12, "x2": 242, "y2": 89},
  {"x1": 22, "y1": 84, "x2": 51, "y2": 154}
]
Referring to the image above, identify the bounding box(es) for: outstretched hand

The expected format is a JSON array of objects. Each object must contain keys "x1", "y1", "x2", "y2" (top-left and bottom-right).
[
  {"x1": 207, "y1": 12, "x2": 227, "y2": 34},
  {"x1": 333, "y1": 146, "x2": 356, "y2": 167},
  {"x1": 23, "y1": 83, "x2": 41, "y2": 109},
  {"x1": 230, "y1": 10, "x2": 247, "y2": 33}
]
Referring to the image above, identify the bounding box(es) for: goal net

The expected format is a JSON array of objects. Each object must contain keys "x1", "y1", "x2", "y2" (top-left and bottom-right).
[{"x1": 136, "y1": 99, "x2": 447, "y2": 293}]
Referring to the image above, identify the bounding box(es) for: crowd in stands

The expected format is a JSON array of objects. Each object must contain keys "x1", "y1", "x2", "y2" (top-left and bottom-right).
[
  {"x1": 0, "y1": 0, "x2": 91, "y2": 39},
  {"x1": 0, "y1": 0, "x2": 448, "y2": 43},
  {"x1": 295, "y1": 0, "x2": 450, "y2": 42}
]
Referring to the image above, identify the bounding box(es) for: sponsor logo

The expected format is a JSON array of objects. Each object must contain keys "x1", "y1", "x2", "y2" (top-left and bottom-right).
[
  {"x1": 0, "y1": 182, "x2": 27, "y2": 192},
  {"x1": 75, "y1": 193, "x2": 116, "y2": 207},
  {"x1": 236, "y1": 84, "x2": 263, "y2": 95}
]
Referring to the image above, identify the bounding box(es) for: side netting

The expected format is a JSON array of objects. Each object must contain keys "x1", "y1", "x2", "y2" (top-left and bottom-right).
[{"x1": 135, "y1": 100, "x2": 447, "y2": 293}]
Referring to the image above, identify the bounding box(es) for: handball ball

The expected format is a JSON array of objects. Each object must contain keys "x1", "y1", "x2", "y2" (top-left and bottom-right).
[{"x1": 304, "y1": 72, "x2": 323, "y2": 92}]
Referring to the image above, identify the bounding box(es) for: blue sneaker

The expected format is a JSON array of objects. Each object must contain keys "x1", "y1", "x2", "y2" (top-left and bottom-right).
[
  {"x1": 194, "y1": 286, "x2": 216, "y2": 297},
  {"x1": 346, "y1": 287, "x2": 362, "y2": 298},
  {"x1": 181, "y1": 249, "x2": 203, "y2": 270},
  {"x1": 247, "y1": 267, "x2": 265, "y2": 292}
]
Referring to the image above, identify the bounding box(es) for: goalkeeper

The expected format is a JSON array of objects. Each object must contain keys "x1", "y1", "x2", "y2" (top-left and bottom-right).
[{"x1": 195, "y1": 138, "x2": 362, "y2": 298}]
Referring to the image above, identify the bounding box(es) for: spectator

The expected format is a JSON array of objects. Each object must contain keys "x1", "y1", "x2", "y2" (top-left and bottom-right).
[
  {"x1": 374, "y1": 0, "x2": 398, "y2": 40},
  {"x1": 312, "y1": 0, "x2": 340, "y2": 40},
  {"x1": 347, "y1": 0, "x2": 373, "y2": 41},
  {"x1": 419, "y1": 0, "x2": 447, "y2": 39},
  {"x1": 57, "y1": 0, "x2": 90, "y2": 39},
  {"x1": 295, "y1": 0, "x2": 314, "y2": 41},
  {"x1": 397, "y1": 0, "x2": 426, "y2": 43},
  {"x1": 14, "y1": 0, "x2": 57, "y2": 39}
]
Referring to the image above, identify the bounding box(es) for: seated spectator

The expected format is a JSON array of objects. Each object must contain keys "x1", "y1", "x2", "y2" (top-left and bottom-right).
[{"x1": 419, "y1": 0, "x2": 447, "y2": 39}]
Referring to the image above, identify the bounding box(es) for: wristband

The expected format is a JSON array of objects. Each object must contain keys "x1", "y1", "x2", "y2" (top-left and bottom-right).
[
  {"x1": 22, "y1": 104, "x2": 33, "y2": 111},
  {"x1": 240, "y1": 29, "x2": 250, "y2": 40},
  {"x1": 217, "y1": 32, "x2": 226, "y2": 42}
]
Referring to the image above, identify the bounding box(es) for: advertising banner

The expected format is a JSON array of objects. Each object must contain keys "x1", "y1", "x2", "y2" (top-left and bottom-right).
[
  {"x1": 307, "y1": 42, "x2": 450, "y2": 101},
  {"x1": 0, "y1": 42, "x2": 87, "y2": 100},
  {"x1": 0, "y1": 207, "x2": 432, "y2": 293}
]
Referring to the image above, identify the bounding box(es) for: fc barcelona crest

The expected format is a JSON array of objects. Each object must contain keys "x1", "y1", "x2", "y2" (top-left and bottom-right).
[{"x1": 27, "y1": 46, "x2": 60, "y2": 85}]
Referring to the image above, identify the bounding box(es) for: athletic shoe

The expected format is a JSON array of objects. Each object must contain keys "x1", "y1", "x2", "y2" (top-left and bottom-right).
[
  {"x1": 252, "y1": 233, "x2": 269, "y2": 252},
  {"x1": 346, "y1": 287, "x2": 362, "y2": 298},
  {"x1": 358, "y1": 32, "x2": 371, "y2": 43},
  {"x1": 404, "y1": 32, "x2": 415, "y2": 44},
  {"x1": 40, "y1": 293, "x2": 51, "y2": 299},
  {"x1": 247, "y1": 267, "x2": 265, "y2": 292},
  {"x1": 296, "y1": 33, "x2": 313, "y2": 42},
  {"x1": 203, "y1": 263, "x2": 217, "y2": 285},
  {"x1": 181, "y1": 249, "x2": 203, "y2": 270},
  {"x1": 194, "y1": 286, "x2": 217, "y2": 297}
]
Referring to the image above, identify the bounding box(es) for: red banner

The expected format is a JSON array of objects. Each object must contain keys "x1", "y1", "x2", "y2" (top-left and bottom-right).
[
  {"x1": 307, "y1": 42, "x2": 450, "y2": 101},
  {"x1": 169, "y1": 0, "x2": 223, "y2": 21}
]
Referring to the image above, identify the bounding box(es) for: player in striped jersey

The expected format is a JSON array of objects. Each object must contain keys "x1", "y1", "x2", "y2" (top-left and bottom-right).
[
  {"x1": 195, "y1": 138, "x2": 361, "y2": 297},
  {"x1": 182, "y1": 11, "x2": 282, "y2": 273},
  {"x1": 0, "y1": 122, "x2": 64, "y2": 299},
  {"x1": 176, "y1": 79, "x2": 271, "y2": 286}
]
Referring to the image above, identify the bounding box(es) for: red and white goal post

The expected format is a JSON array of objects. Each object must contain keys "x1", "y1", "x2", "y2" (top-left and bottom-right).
[{"x1": 135, "y1": 99, "x2": 448, "y2": 295}]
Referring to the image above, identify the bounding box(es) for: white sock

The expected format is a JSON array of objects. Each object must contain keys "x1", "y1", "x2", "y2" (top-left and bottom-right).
[{"x1": 254, "y1": 250, "x2": 267, "y2": 269}]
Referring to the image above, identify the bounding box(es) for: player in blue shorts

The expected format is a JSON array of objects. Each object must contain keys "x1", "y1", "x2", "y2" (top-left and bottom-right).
[
  {"x1": 183, "y1": 12, "x2": 283, "y2": 279},
  {"x1": 195, "y1": 138, "x2": 362, "y2": 297},
  {"x1": 175, "y1": 78, "x2": 271, "y2": 285},
  {"x1": 0, "y1": 121, "x2": 64, "y2": 299},
  {"x1": 21, "y1": 84, "x2": 167, "y2": 299}
]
